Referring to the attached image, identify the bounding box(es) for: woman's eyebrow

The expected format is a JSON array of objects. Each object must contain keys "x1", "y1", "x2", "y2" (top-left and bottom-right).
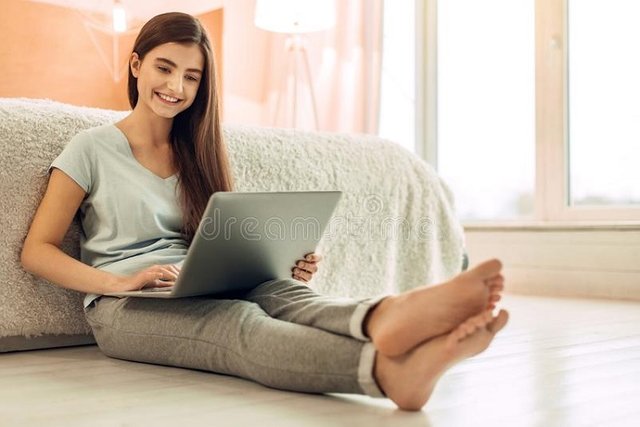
[{"x1": 154, "y1": 57, "x2": 202, "y2": 74}]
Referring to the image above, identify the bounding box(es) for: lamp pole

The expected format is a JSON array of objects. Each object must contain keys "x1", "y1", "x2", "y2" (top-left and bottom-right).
[
  {"x1": 254, "y1": 0, "x2": 335, "y2": 129},
  {"x1": 276, "y1": 35, "x2": 319, "y2": 129}
]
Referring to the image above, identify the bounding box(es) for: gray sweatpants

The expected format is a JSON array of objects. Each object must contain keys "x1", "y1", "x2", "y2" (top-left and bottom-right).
[{"x1": 84, "y1": 278, "x2": 387, "y2": 397}]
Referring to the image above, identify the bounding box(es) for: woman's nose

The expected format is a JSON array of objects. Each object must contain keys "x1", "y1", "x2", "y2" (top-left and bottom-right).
[{"x1": 167, "y1": 75, "x2": 183, "y2": 93}]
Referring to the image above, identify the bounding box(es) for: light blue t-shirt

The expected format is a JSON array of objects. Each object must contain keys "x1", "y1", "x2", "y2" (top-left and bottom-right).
[{"x1": 49, "y1": 123, "x2": 189, "y2": 308}]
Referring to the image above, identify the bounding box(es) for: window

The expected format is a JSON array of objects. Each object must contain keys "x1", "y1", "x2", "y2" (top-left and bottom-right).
[
  {"x1": 409, "y1": 0, "x2": 640, "y2": 222},
  {"x1": 568, "y1": 0, "x2": 640, "y2": 207},
  {"x1": 436, "y1": 0, "x2": 535, "y2": 221}
]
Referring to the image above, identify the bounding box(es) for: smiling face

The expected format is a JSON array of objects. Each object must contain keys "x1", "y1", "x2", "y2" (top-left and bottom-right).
[{"x1": 130, "y1": 42, "x2": 205, "y2": 119}]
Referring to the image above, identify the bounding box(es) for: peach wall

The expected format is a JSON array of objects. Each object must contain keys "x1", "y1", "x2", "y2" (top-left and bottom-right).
[
  {"x1": 221, "y1": 0, "x2": 382, "y2": 133},
  {"x1": 0, "y1": 0, "x2": 223, "y2": 111},
  {"x1": 221, "y1": 0, "x2": 271, "y2": 125}
]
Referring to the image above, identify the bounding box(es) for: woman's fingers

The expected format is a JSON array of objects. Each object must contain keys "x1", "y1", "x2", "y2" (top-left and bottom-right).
[
  {"x1": 292, "y1": 267, "x2": 312, "y2": 282},
  {"x1": 165, "y1": 265, "x2": 180, "y2": 276},
  {"x1": 157, "y1": 266, "x2": 178, "y2": 281},
  {"x1": 142, "y1": 266, "x2": 178, "y2": 288},
  {"x1": 152, "y1": 279, "x2": 175, "y2": 287},
  {"x1": 292, "y1": 254, "x2": 322, "y2": 283},
  {"x1": 305, "y1": 253, "x2": 322, "y2": 262},
  {"x1": 296, "y1": 260, "x2": 318, "y2": 274}
]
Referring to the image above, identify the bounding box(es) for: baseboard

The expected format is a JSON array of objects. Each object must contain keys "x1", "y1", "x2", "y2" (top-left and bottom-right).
[
  {"x1": 0, "y1": 333, "x2": 96, "y2": 353},
  {"x1": 464, "y1": 228, "x2": 640, "y2": 301}
]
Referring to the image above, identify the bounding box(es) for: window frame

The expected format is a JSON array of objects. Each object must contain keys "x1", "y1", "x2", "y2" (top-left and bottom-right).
[{"x1": 417, "y1": 0, "x2": 640, "y2": 225}]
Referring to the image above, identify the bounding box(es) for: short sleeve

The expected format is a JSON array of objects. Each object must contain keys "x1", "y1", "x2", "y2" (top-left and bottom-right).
[{"x1": 48, "y1": 131, "x2": 94, "y2": 193}]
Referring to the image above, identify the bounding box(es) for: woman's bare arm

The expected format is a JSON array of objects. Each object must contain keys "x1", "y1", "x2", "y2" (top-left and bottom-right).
[{"x1": 21, "y1": 169, "x2": 120, "y2": 294}]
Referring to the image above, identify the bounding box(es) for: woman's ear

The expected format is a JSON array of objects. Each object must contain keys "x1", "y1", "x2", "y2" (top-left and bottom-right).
[{"x1": 130, "y1": 52, "x2": 141, "y2": 78}]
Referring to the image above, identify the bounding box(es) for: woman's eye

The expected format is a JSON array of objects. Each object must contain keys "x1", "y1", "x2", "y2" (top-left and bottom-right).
[
  {"x1": 186, "y1": 75, "x2": 199, "y2": 82},
  {"x1": 157, "y1": 66, "x2": 169, "y2": 73}
]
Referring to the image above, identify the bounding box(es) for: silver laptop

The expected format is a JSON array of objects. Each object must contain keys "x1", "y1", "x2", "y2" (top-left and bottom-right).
[{"x1": 104, "y1": 191, "x2": 342, "y2": 299}]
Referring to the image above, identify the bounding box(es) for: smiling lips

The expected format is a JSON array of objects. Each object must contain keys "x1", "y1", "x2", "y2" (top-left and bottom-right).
[{"x1": 155, "y1": 92, "x2": 181, "y2": 104}]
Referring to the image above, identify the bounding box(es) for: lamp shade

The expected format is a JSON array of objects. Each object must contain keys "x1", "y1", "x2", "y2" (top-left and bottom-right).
[
  {"x1": 254, "y1": 0, "x2": 336, "y2": 34},
  {"x1": 112, "y1": 1, "x2": 127, "y2": 33}
]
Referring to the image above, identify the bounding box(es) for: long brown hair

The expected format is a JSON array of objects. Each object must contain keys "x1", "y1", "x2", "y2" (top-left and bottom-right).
[{"x1": 127, "y1": 12, "x2": 234, "y2": 243}]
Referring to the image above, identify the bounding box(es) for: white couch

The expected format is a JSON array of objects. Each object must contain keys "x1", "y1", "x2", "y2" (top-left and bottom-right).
[{"x1": 0, "y1": 98, "x2": 466, "y2": 352}]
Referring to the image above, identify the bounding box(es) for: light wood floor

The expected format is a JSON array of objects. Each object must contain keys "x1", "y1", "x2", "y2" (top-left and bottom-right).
[{"x1": 2, "y1": 294, "x2": 639, "y2": 427}]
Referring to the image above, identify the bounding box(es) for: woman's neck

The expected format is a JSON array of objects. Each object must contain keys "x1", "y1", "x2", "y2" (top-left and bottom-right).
[{"x1": 119, "y1": 106, "x2": 173, "y2": 149}]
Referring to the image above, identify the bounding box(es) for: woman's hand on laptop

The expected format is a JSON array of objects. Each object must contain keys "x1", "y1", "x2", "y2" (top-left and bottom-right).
[
  {"x1": 292, "y1": 253, "x2": 322, "y2": 284},
  {"x1": 113, "y1": 264, "x2": 181, "y2": 292}
]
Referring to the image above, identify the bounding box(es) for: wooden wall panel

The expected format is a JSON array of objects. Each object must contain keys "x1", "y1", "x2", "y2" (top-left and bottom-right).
[
  {"x1": 0, "y1": 0, "x2": 223, "y2": 111},
  {"x1": 464, "y1": 228, "x2": 640, "y2": 301}
]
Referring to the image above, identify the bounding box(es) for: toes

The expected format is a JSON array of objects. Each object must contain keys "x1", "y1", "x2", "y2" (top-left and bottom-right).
[
  {"x1": 471, "y1": 259, "x2": 503, "y2": 279},
  {"x1": 486, "y1": 274, "x2": 504, "y2": 286},
  {"x1": 475, "y1": 310, "x2": 494, "y2": 329},
  {"x1": 455, "y1": 326, "x2": 469, "y2": 341},
  {"x1": 463, "y1": 310, "x2": 491, "y2": 334},
  {"x1": 488, "y1": 309, "x2": 510, "y2": 334},
  {"x1": 488, "y1": 281, "x2": 504, "y2": 291},
  {"x1": 462, "y1": 322, "x2": 476, "y2": 335},
  {"x1": 454, "y1": 321, "x2": 474, "y2": 340},
  {"x1": 487, "y1": 279, "x2": 504, "y2": 293},
  {"x1": 449, "y1": 309, "x2": 499, "y2": 350},
  {"x1": 470, "y1": 316, "x2": 487, "y2": 330},
  {"x1": 445, "y1": 324, "x2": 466, "y2": 350}
]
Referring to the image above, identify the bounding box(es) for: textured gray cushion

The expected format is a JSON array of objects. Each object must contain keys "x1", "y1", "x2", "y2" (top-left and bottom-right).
[{"x1": 1, "y1": 99, "x2": 123, "y2": 351}]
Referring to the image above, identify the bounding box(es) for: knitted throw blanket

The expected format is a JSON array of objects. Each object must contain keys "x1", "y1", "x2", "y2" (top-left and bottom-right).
[{"x1": 0, "y1": 98, "x2": 464, "y2": 339}]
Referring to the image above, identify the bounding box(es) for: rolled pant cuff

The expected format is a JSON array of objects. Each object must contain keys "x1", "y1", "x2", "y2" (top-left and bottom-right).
[
  {"x1": 351, "y1": 294, "x2": 388, "y2": 398},
  {"x1": 357, "y1": 342, "x2": 386, "y2": 397},
  {"x1": 349, "y1": 294, "x2": 388, "y2": 341}
]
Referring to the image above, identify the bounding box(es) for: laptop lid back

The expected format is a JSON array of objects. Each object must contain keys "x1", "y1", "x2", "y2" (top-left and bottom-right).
[{"x1": 172, "y1": 191, "x2": 342, "y2": 297}]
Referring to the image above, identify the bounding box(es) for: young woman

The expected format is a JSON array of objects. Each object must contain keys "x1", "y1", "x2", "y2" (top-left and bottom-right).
[{"x1": 20, "y1": 12, "x2": 508, "y2": 411}]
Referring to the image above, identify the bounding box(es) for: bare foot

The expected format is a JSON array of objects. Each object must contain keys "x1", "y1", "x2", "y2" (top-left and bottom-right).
[
  {"x1": 365, "y1": 259, "x2": 504, "y2": 356},
  {"x1": 375, "y1": 308, "x2": 510, "y2": 411}
]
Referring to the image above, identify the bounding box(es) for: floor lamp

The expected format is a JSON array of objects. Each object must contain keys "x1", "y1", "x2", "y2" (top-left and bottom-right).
[{"x1": 254, "y1": 0, "x2": 336, "y2": 129}]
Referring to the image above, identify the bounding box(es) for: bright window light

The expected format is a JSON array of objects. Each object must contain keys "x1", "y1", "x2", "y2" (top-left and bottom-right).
[
  {"x1": 568, "y1": 0, "x2": 640, "y2": 206},
  {"x1": 437, "y1": 0, "x2": 535, "y2": 221}
]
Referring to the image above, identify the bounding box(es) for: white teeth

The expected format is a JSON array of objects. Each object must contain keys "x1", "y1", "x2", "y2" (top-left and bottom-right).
[{"x1": 157, "y1": 93, "x2": 179, "y2": 103}]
